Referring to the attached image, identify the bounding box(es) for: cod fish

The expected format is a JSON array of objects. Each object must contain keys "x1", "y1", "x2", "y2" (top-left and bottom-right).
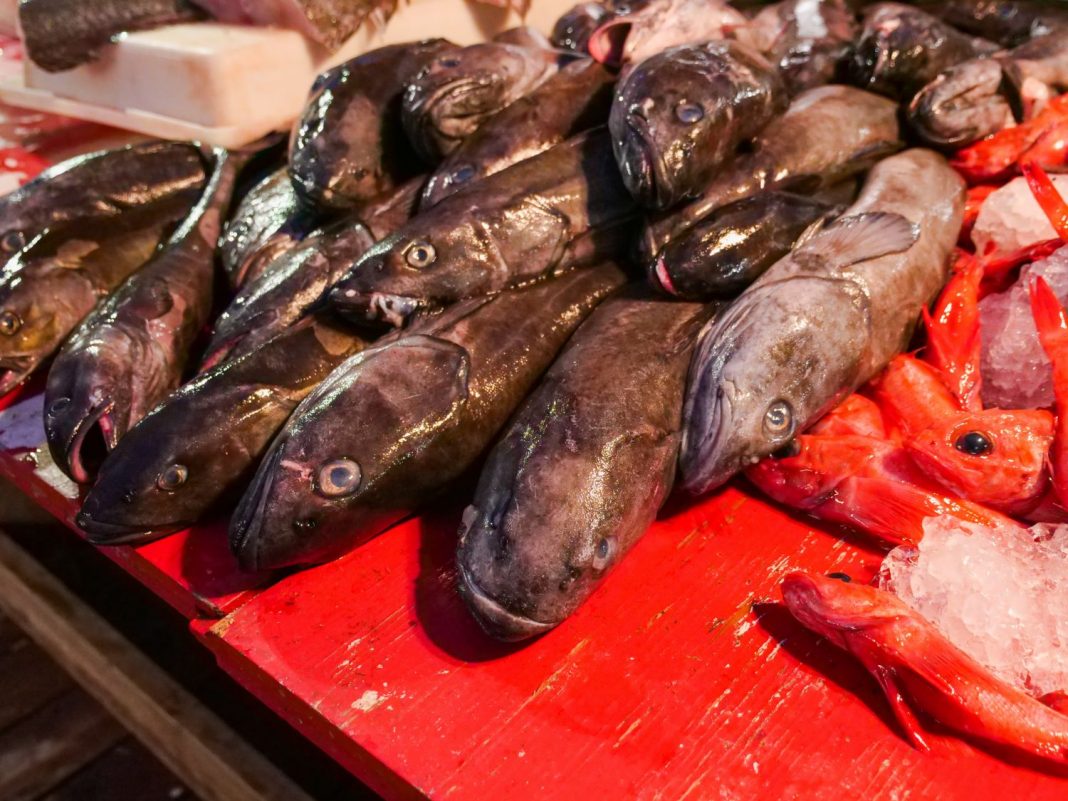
[
  {"x1": 221, "y1": 167, "x2": 321, "y2": 288},
  {"x1": 457, "y1": 288, "x2": 714, "y2": 641},
  {"x1": 643, "y1": 86, "x2": 903, "y2": 259},
  {"x1": 551, "y1": 2, "x2": 612, "y2": 53},
  {"x1": 77, "y1": 313, "x2": 369, "y2": 543},
  {"x1": 421, "y1": 59, "x2": 615, "y2": 208},
  {"x1": 203, "y1": 176, "x2": 423, "y2": 368},
  {"x1": 20, "y1": 0, "x2": 203, "y2": 72},
  {"x1": 289, "y1": 40, "x2": 454, "y2": 209},
  {"x1": 402, "y1": 42, "x2": 571, "y2": 162},
  {"x1": 910, "y1": 28, "x2": 1068, "y2": 148},
  {"x1": 920, "y1": 0, "x2": 1068, "y2": 48},
  {"x1": 230, "y1": 264, "x2": 626, "y2": 571},
  {"x1": 651, "y1": 191, "x2": 841, "y2": 300},
  {"x1": 680, "y1": 149, "x2": 964, "y2": 495},
  {"x1": 610, "y1": 41, "x2": 787, "y2": 210},
  {"x1": 0, "y1": 182, "x2": 206, "y2": 397},
  {"x1": 45, "y1": 149, "x2": 245, "y2": 484},
  {"x1": 0, "y1": 141, "x2": 207, "y2": 262},
  {"x1": 847, "y1": 3, "x2": 998, "y2": 102},
  {"x1": 330, "y1": 129, "x2": 638, "y2": 327}
]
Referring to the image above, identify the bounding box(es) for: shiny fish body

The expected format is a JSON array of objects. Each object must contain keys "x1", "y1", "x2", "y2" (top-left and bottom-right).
[
  {"x1": 457, "y1": 289, "x2": 715, "y2": 641},
  {"x1": 921, "y1": 0, "x2": 1068, "y2": 48},
  {"x1": 748, "y1": 0, "x2": 858, "y2": 95},
  {"x1": 680, "y1": 149, "x2": 965, "y2": 495},
  {"x1": 230, "y1": 264, "x2": 627, "y2": 571}
]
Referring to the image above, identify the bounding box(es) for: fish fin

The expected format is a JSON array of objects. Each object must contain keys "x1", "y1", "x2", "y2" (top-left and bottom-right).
[
  {"x1": 792, "y1": 215, "x2": 831, "y2": 250},
  {"x1": 869, "y1": 664, "x2": 932, "y2": 753},
  {"x1": 1040, "y1": 691, "x2": 1068, "y2": 715},
  {"x1": 797, "y1": 212, "x2": 919, "y2": 268}
]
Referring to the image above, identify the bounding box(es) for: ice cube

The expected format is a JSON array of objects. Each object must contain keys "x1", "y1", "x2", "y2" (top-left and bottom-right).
[{"x1": 972, "y1": 174, "x2": 1068, "y2": 258}]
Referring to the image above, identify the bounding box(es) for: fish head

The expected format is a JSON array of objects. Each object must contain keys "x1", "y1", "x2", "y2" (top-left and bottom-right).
[
  {"x1": 781, "y1": 570, "x2": 906, "y2": 649},
  {"x1": 230, "y1": 337, "x2": 471, "y2": 570},
  {"x1": 849, "y1": 4, "x2": 954, "y2": 100},
  {"x1": 679, "y1": 276, "x2": 869, "y2": 495},
  {"x1": 908, "y1": 58, "x2": 1017, "y2": 148},
  {"x1": 551, "y1": 1, "x2": 609, "y2": 52},
  {"x1": 905, "y1": 409, "x2": 1054, "y2": 512}
]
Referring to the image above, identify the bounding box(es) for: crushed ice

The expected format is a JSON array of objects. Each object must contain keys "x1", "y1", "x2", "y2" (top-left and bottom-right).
[{"x1": 972, "y1": 174, "x2": 1068, "y2": 257}]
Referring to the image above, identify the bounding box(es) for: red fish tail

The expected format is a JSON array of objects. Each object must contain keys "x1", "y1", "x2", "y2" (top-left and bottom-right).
[{"x1": 1021, "y1": 160, "x2": 1068, "y2": 242}]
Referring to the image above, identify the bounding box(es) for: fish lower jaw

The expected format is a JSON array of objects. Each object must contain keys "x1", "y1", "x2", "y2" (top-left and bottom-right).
[
  {"x1": 75, "y1": 511, "x2": 177, "y2": 546},
  {"x1": 0, "y1": 363, "x2": 32, "y2": 397},
  {"x1": 331, "y1": 288, "x2": 423, "y2": 328},
  {"x1": 457, "y1": 563, "x2": 555, "y2": 642}
]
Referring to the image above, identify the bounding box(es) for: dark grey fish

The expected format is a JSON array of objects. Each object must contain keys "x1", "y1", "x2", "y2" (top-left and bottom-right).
[
  {"x1": 610, "y1": 41, "x2": 787, "y2": 210},
  {"x1": 919, "y1": 0, "x2": 1068, "y2": 48},
  {"x1": 847, "y1": 3, "x2": 998, "y2": 102},
  {"x1": 650, "y1": 191, "x2": 841, "y2": 300},
  {"x1": 643, "y1": 85, "x2": 903, "y2": 259},
  {"x1": 230, "y1": 263, "x2": 627, "y2": 571},
  {"x1": 457, "y1": 288, "x2": 714, "y2": 641},
  {"x1": 0, "y1": 141, "x2": 207, "y2": 263},
  {"x1": 748, "y1": 0, "x2": 857, "y2": 94},
  {"x1": 421, "y1": 59, "x2": 615, "y2": 208},
  {"x1": 76, "y1": 313, "x2": 369, "y2": 543},
  {"x1": 45, "y1": 149, "x2": 245, "y2": 484},
  {"x1": 551, "y1": 2, "x2": 612, "y2": 53},
  {"x1": 289, "y1": 40, "x2": 454, "y2": 210},
  {"x1": 19, "y1": 0, "x2": 204, "y2": 72},
  {"x1": 910, "y1": 28, "x2": 1068, "y2": 147},
  {"x1": 220, "y1": 167, "x2": 320, "y2": 289},
  {"x1": 401, "y1": 42, "x2": 569, "y2": 162},
  {"x1": 201, "y1": 176, "x2": 423, "y2": 368},
  {"x1": 329, "y1": 129, "x2": 638, "y2": 327},
  {"x1": 680, "y1": 149, "x2": 964, "y2": 495}
]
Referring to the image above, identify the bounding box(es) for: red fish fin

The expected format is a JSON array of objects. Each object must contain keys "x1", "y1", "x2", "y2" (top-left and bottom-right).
[
  {"x1": 870, "y1": 664, "x2": 932, "y2": 753},
  {"x1": 923, "y1": 253, "x2": 984, "y2": 411},
  {"x1": 1040, "y1": 691, "x2": 1068, "y2": 715},
  {"x1": 1022, "y1": 160, "x2": 1068, "y2": 242},
  {"x1": 1030, "y1": 276, "x2": 1068, "y2": 362}
]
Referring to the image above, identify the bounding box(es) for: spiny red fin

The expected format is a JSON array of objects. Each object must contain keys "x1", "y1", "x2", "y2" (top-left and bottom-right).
[
  {"x1": 1022, "y1": 160, "x2": 1068, "y2": 242},
  {"x1": 871, "y1": 664, "x2": 932, "y2": 752}
]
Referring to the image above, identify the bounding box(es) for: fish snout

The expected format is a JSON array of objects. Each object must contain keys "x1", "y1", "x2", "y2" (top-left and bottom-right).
[
  {"x1": 330, "y1": 286, "x2": 423, "y2": 329},
  {"x1": 457, "y1": 563, "x2": 555, "y2": 642}
]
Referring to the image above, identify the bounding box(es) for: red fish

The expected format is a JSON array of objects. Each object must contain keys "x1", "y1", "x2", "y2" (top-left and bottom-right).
[
  {"x1": 952, "y1": 95, "x2": 1068, "y2": 184},
  {"x1": 1030, "y1": 276, "x2": 1068, "y2": 508}
]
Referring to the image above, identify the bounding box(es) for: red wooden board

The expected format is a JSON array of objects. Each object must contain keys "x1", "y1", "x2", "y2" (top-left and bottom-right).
[{"x1": 4, "y1": 384, "x2": 1068, "y2": 799}]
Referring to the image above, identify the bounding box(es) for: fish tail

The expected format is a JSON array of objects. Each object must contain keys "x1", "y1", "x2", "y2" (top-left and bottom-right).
[{"x1": 1021, "y1": 160, "x2": 1068, "y2": 242}]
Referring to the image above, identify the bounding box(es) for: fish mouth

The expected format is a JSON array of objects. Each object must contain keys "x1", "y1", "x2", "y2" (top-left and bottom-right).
[
  {"x1": 60, "y1": 400, "x2": 117, "y2": 485},
  {"x1": 588, "y1": 19, "x2": 631, "y2": 67},
  {"x1": 457, "y1": 563, "x2": 555, "y2": 642},
  {"x1": 75, "y1": 511, "x2": 181, "y2": 546},
  {"x1": 649, "y1": 252, "x2": 679, "y2": 296},
  {"x1": 908, "y1": 60, "x2": 1012, "y2": 147},
  {"x1": 618, "y1": 116, "x2": 672, "y2": 209},
  {"x1": 329, "y1": 287, "x2": 424, "y2": 328},
  {"x1": 427, "y1": 75, "x2": 504, "y2": 134},
  {"x1": 0, "y1": 356, "x2": 34, "y2": 397},
  {"x1": 680, "y1": 376, "x2": 738, "y2": 495}
]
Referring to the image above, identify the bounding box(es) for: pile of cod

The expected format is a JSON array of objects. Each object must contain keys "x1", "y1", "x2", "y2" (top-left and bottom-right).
[{"x1": 1, "y1": 0, "x2": 1066, "y2": 643}]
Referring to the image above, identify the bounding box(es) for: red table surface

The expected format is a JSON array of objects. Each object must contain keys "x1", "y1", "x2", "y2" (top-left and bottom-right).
[{"x1": 2, "y1": 385, "x2": 1067, "y2": 799}]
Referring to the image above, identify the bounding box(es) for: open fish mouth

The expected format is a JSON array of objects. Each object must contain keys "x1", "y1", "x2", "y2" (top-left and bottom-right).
[
  {"x1": 0, "y1": 356, "x2": 34, "y2": 397},
  {"x1": 429, "y1": 75, "x2": 506, "y2": 135},
  {"x1": 618, "y1": 115, "x2": 672, "y2": 207},
  {"x1": 457, "y1": 563, "x2": 555, "y2": 641},
  {"x1": 62, "y1": 400, "x2": 117, "y2": 484},
  {"x1": 329, "y1": 288, "x2": 424, "y2": 328},
  {"x1": 588, "y1": 19, "x2": 632, "y2": 67}
]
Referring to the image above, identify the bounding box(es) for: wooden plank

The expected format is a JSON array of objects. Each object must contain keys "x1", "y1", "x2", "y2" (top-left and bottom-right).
[
  {"x1": 0, "y1": 688, "x2": 124, "y2": 801},
  {"x1": 0, "y1": 532, "x2": 315, "y2": 801},
  {"x1": 0, "y1": 622, "x2": 73, "y2": 731},
  {"x1": 39, "y1": 737, "x2": 200, "y2": 801}
]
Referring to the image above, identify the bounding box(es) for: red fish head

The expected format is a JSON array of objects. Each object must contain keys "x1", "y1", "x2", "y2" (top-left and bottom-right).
[
  {"x1": 905, "y1": 409, "x2": 1054, "y2": 514},
  {"x1": 781, "y1": 571, "x2": 905, "y2": 651}
]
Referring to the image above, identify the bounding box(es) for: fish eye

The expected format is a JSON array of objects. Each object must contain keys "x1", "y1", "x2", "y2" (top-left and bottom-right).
[
  {"x1": 156, "y1": 464, "x2": 189, "y2": 492},
  {"x1": 954, "y1": 431, "x2": 993, "y2": 456},
  {"x1": 451, "y1": 164, "x2": 476, "y2": 185},
  {"x1": 1, "y1": 230, "x2": 25, "y2": 253},
  {"x1": 404, "y1": 241, "x2": 437, "y2": 269},
  {"x1": 439, "y1": 55, "x2": 461, "y2": 68},
  {"x1": 763, "y1": 400, "x2": 794, "y2": 438},
  {"x1": 827, "y1": 572, "x2": 852, "y2": 583},
  {"x1": 675, "y1": 101, "x2": 705, "y2": 125},
  {"x1": 316, "y1": 458, "x2": 361, "y2": 498},
  {"x1": 0, "y1": 310, "x2": 21, "y2": 336},
  {"x1": 592, "y1": 536, "x2": 617, "y2": 570}
]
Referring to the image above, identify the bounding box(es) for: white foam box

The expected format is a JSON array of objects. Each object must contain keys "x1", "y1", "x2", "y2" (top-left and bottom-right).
[{"x1": 0, "y1": 0, "x2": 575, "y2": 147}]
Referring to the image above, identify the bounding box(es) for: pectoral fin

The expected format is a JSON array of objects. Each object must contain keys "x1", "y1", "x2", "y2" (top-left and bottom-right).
[{"x1": 799, "y1": 212, "x2": 919, "y2": 268}]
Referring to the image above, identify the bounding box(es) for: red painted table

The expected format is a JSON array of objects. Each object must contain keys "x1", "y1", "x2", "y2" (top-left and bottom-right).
[{"x1": 2, "y1": 383, "x2": 1066, "y2": 800}]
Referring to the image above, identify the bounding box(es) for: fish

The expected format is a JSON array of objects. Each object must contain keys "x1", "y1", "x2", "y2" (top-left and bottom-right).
[
  {"x1": 650, "y1": 191, "x2": 842, "y2": 300},
  {"x1": 0, "y1": 141, "x2": 207, "y2": 263},
  {"x1": 680, "y1": 148, "x2": 964, "y2": 495},
  {"x1": 19, "y1": 0, "x2": 204, "y2": 72},
  {"x1": 401, "y1": 42, "x2": 571, "y2": 162},
  {"x1": 492, "y1": 26, "x2": 554, "y2": 50},
  {"x1": 189, "y1": 0, "x2": 397, "y2": 49},
  {"x1": 420, "y1": 59, "x2": 615, "y2": 208},
  {"x1": 782, "y1": 571, "x2": 1068, "y2": 765},
  {"x1": 643, "y1": 86, "x2": 903, "y2": 260},
  {"x1": 76, "y1": 312, "x2": 370, "y2": 543},
  {"x1": 0, "y1": 182, "x2": 207, "y2": 397},
  {"x1": 920, "y1": 0, "x2": 1068, "y2": 49},
  {"x1": 609, "y1": 41, "x2": 788, "y2": 210},
  {"x1": 550, "y1": 2, "x2": 612, "y2": 53},
  {"x1": 289, "y1": 40, "x2": 455, "y2": 210},
  {"x1": 220, "y1": 167, "x2": 321, "y2": 289},
  {"x1": 847, "y1": 3, "x2": 999, "y2": 102},
  {"x1": 202, "y1": 176, "x2": 423, "y2": 368},
  {"x1": 457, "y1": 288, "x2": 715, "y2": 640},
  {"x1": 329, "y1": 129, "x2": 638, "y2": 328},
  {"x1": 230, "y1": 263, "x2": 627, "y2": 571},
  {"x1": 747, "y1": 0, "x2": 857, "y2": 95},
  {"x1": 910, "y1": 28, "x2": 1068, "y2": 148},
  {"x1": 44, "y1": 148, "x2": 246, "y2": 484}
]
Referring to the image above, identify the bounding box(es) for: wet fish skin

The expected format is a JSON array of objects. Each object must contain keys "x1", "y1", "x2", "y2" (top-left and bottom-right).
[
  {"x1": 289, "y1": 40, "x2": 454, "y2": 210},
  {"x1": 919, "y1": 0, "x2": 1068, "y2": 48},
  {"x1": 330, "y1": 129, "x2": 638, "y2": 328},
  {"x1": 748, "y1": 0, "x2": 857, "y2": 95},
  {"x1": 421, "y1": 59, "x2": 615, "y2": 208},
  {"x1": 457, "y1": 288, "x2": 714, "y2": 640},
  {"x1": 847, "y1": 2, "x2": 998, "y2": 101},
  {"x1": 551, "y1": 2, "x2": 611, "y2": 53},
  {"x1": 20, "y1": 0, "x2": 204, "y2": 72},
  {"x1": 680, "y1": 149, "x2": 965, "y2": 495},
  {"x1": 220, "y1": 167, "x2": 321, "y2": 289},
  {"x1": 0, "y1": 141, "x2": 207, "y2": 264},
  {"x1": 45, "y1": 149, "x2": 245, "y2": 484},
  {"x1": 650, "y1": 192, "x2": 841, "y2": 300},
  {"x1": 230, "y1": 264, "x2": 627, "y2": 571},
  {"x1": 610, "y1": 41, "x2": 787, "y2": 211},
  {"x1": 643, "y1": 85, "x2": 903, "y2": 259},
  {"x1": 76, "y1": 313, "x2": 369, "y2": 544},
  {"x1": 402, "y1": 42, "x2": 570, "y2": 162}
]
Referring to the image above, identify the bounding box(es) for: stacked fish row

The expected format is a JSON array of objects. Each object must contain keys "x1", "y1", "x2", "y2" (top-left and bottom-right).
[{"x1": 1, "y1": 0, "x2": 1065, "y2": 641}]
